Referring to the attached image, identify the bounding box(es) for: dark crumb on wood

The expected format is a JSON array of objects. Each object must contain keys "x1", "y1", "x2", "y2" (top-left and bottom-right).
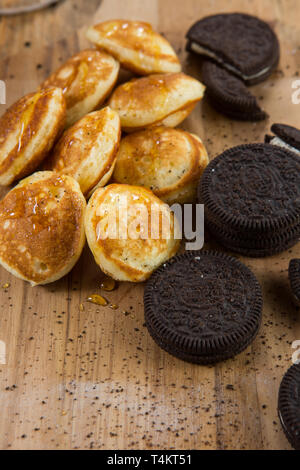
[{"x1": 226, "y1": 384, "x2": 235, "y2": 391}]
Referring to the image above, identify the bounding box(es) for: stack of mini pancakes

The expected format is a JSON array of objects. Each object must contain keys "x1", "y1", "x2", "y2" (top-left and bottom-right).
[{"x1": 0, "y1": 19, "x2": 208, "y2": 286}]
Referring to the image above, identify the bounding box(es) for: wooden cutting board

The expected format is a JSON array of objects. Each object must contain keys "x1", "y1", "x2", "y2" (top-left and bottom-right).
[{"x1": 0, "y1": 0, "x2": 299, "y2": 450}]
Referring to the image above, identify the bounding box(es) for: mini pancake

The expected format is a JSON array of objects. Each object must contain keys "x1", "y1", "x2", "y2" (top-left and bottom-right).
[
  {"x1": 85, "y1": 184, "x2": 181, "y2": 282},
  {"x1": 40, "y1": 49, "x2": 120, "y2": 127},
  {"x1": 108, "y1": 73, "x2": 205, "y2": 132},
  {"x1": 0, "y1": 172, "x2": 86, "y2": 286},
  {"x1": 112, "y1": 127, "x2": 209, "y2": 205},
  {"x1": 46, "y1": 107, "x2": 121, "y2": 198},
  {"x1": 86, "y1": 19, "x2": 181, "y2": 75},
  {"x1": 0, "y1": 87, "x2": 65, "y2": 186}
]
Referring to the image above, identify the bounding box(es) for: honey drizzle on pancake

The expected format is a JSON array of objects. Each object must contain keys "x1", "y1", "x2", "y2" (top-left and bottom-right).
[
  {"x1": 1, "y1": 177, "x2": 65, "y2": 236},
  {"x1": 17, "y1": 92, "x2": 41, "y2": 152}
]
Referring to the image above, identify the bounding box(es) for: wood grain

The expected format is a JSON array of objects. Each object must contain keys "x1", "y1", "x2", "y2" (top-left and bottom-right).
[{"x1": 0, "y1": 0, "x2": 299, "y2": 450}]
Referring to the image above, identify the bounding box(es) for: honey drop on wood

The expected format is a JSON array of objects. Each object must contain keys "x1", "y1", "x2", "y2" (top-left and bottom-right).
[
  {"x1": 87, "y1": 295, "x2": 108, "y2": 306},
  {"x1": 100, "y1": 277, "x2": 117, "y2": 292}
]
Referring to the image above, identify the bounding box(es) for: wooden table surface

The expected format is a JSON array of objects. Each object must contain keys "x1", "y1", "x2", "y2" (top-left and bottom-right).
[{"x1": 0, "y1": 0, "x2": 299, "y2": 450}]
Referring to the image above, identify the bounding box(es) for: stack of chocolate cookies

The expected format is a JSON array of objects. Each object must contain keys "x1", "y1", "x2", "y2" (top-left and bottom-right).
[
  {"x1": 198, "y1": 144, "x2": 300, "y2": 257},
  {"x1": 186, "y1": 13, "x2": 280, "y2": 121}
]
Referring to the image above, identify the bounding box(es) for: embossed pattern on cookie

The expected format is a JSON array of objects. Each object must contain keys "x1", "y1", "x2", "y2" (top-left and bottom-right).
[
  {"x1": 144, "y1": 251, "x2": 263, "y2": 364},
  {"x1": 186, "y1": 13, "x2": 280, "y2": 85},
  {"x1": 201, "y1": 145, "x2": 300, "y2": 228},
  {"x1": 199, "y1": 144, "x2": 300, "y2": 257}
]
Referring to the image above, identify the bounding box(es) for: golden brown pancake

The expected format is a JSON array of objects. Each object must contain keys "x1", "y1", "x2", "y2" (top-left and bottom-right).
[
  {"x1": 40, "y1": 49, "x2": 120, "y2": 127},
  {"x1": 86, "y1": 20, "x2": 181, "y2": 75},
  {"x1": 46, "y1": 107, "x2": 121, "y2": 198},
  {"x1": 85, "y1": 184, "x2": 181, "y2": 282},
  {"x1": 0, "y1": 87, "x2": 65, "y2": 186},
  {"x1": 112, "y1": 127, "x2": 209, "y2": 204},
  {"x1": 108, "y1": 73, "x2": 205, "y2": 132},
  {"x1": 0, "y1": 172, "x2": 86, "y2": 286}
]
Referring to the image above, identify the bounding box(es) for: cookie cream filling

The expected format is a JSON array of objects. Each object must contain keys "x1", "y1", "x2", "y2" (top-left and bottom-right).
[
  {"x1": 270, "y1": 136, "x2": 300, "y2": 156},
  {"x1": 189, "y1": 42, "x2": 271, "y2": 81}
]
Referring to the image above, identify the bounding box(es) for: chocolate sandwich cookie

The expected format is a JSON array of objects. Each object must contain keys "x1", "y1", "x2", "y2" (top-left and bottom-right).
[
  {"x1": 289, "y1": 259, "x2": 300, "y2": 303},
  {"x1": 278, "y1": 364, "x2": 300, "y2": 450},
  {"x1": 198, "y1": 144, "x2": 300, "y2": 257},
  {"x1": 144, "y1": 251, "x2": 263, "y2": 365},
  {"x1": 265, "y1": 123, "x2": 300, "y2": 157},
  {"x1": 201, "y1": 61, "x2": 267, "y2": 121},
  {"x1": 186, "y1": 13, "x2": 280, "y2": 85},
  {"x1": 206, "y1": 219, "x2": 300, "y2": 258}
]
